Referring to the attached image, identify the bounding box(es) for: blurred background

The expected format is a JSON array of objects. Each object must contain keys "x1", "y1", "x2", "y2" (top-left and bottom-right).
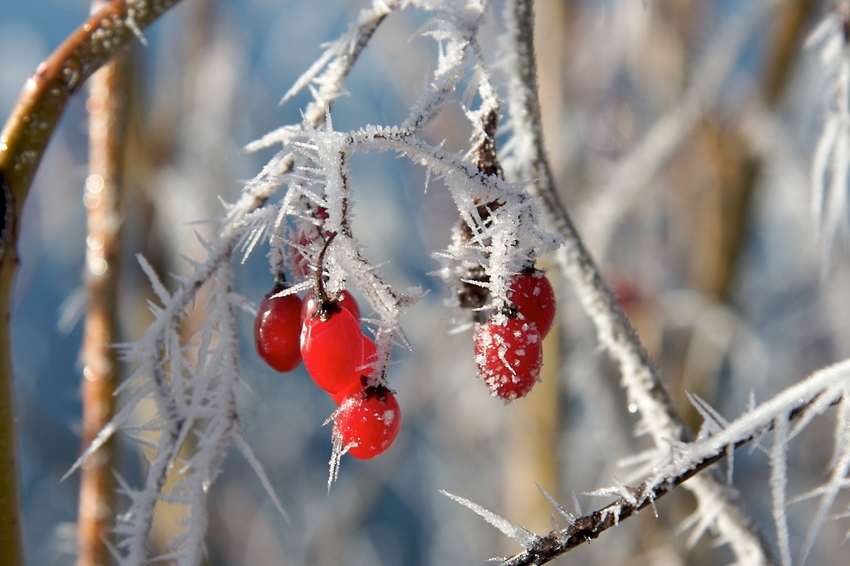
[{"x1": 3, "y1": 0, "x2": 850, "y2": 564}]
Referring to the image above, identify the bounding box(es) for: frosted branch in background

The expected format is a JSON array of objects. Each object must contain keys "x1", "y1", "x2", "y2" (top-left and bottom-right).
[
  {"x1": 576, "y1": 0, "x2": 780, "y2": 257},
  {"x1": 808, "y1": 5, "x2": 850, "y2": 263}
]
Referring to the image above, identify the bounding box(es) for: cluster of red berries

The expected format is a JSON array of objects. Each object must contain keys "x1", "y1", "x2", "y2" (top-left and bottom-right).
[
  {"x1": 473, "y1": 269, "x2": 556, "y2": 401},
  {"x1": 254, "y1": 285, "x2": 401, "y2": 459}
]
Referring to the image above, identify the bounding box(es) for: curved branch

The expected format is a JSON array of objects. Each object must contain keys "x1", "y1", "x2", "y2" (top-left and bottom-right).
[
  {"x1": 0, "y1": 0, "x2": 183, "y2": 211},
  {"x1": 0, "y1": 3, "x2": 184, "y2": 565}
]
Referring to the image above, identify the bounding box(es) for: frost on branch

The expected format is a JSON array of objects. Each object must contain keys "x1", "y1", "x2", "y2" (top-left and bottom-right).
[
  {"x1": 69, "y1": 0, "x2": 566, "y2": 561},
  {"x1": 75, "y1": 254, "x2": 247, "y2": 566},
  {"x1": 443, "y1": 359, "x2": 850, "y2": 566},
  {"x1": 808, "y1": 3, "x2": 850, "y2": 262}
]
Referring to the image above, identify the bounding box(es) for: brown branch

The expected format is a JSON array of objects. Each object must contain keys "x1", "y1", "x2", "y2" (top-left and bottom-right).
[
  {"x1": 76, "y1": 40, "x2": 132, "y2": 566},
  {"x1": 0, "y1": 168, "x2": 23, "y2": 566},
  {"x1": 0, "y1": 3, "x2": 185, "y2": 565},
  {"x1": 501, "y1": 439, "x2": 742, "y2": 565}
]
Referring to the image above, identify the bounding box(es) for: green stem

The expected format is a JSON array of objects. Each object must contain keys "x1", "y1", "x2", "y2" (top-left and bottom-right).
[{"x1": 0, "y1": 2, "x2": 186, "y2": 565}]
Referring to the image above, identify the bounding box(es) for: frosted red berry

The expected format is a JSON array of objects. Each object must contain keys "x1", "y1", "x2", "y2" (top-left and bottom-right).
[
  {"x1": 300, "y1": 306, "x2": 364, "y2": 394},
  {"x1": 333, "y1": 386, "x2": 401, "y2": 459},
  {"x1": 301, "y1": 289, "x2": 361, "y2": 322},
  {"x1": 507, "y1": 270, "x2": 556, "y2": 339},
  {"x1": 474, "y1": 316, "x2": 543, "y2": 401},
  {"x1": 254, "y1": 288, "x2": 303, "y2": 372}
]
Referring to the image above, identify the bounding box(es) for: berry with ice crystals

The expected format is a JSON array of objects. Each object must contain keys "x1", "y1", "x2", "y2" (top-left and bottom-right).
[
  {"x1": 474, "y1": 315, "x2": 543, "y2": 401},
  {"x1": 300, "y1": 305, "x2": 365, "y2": 394},
  {"x1": 507, "y1": 269, "x2": 556, "y2": 339},
  {"x1": 333, "y1": 385, "x2": 401, "y2": 459}
]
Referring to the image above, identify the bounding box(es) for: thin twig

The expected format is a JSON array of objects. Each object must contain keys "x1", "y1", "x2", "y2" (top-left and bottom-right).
[{"x1": 506, "y1": 0, "x2": 773, "y2": 563}]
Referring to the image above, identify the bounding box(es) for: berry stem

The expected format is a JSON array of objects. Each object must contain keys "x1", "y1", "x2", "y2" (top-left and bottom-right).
[{"x1": 313, "y1": 232, "x2": 338, "y2": 319}]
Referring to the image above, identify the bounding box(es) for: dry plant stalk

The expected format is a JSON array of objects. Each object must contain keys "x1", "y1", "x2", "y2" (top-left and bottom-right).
[{"x1": 76, "y1": 47, "x2": 131, "y2": 566}]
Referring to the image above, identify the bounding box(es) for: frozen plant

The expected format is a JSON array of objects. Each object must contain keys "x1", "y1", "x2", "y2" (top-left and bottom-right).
[
  {"x1": 810, "y1": 1, "x2": 850, "y2": 262},
  {"x1": 62, "y1": 0, "x2": 565, "y2": 563},
  {"x1": 7, "y1": 0, "x2": 850, "y2": 565}
]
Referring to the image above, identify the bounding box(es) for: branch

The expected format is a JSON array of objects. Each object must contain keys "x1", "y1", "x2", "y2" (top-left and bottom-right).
[
  {"x1": 0, "y1": 3, "x2": 184, "y2": 566},
  {"x1": 499, "y1": 359, "x2": 850, "y2": 565},
  {"x1": 60, "y1": 5, "x2": 396, "y2": 561},
  {"x1": 0, "y1": 0, "x2": 183, "y2": 214},
  {"x1": 75, "y1": 40, "x2": 131, "y2": 566},
  {"x1": 504, "y1": 0, "x2": 773, "y2": 563},
  {"x1": 0, "y1": 172, "x2": 24, "y2": 566},
  {"x1": 575, "y1": 0, "x2": 782, "y2": 258}
]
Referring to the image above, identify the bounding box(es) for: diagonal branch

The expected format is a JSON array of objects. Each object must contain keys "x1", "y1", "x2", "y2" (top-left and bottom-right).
[
  {"x1": 501, "y1": 359, "x2": 850, "y2": 565},
  {"x1": 504, "y1": 0, "x2": 773, "y2": 563}
]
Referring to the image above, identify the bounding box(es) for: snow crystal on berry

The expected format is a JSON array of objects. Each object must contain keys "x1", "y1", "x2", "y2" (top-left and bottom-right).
[{"x1": 473, "y1": 316, "x2": 543, "y2": 401}]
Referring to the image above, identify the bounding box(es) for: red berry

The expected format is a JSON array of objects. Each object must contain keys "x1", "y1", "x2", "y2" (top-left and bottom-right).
[
  {"x1": 328, "y1": 337, "x2": 377, "y2": 405},
  {"x1": 329, "y1": 380, "x2": 362, "y2": 405},
  {"x1": 474, "y1": 316, "x2": 543, "y2": 401},
  {"x1": 300, "y1": 306, "x2": 364, "y2": 394},
  {"x1": 507, "y1": 270, "x2": 556, "y2": 339},
  {"x1": 254, "y1": 288, "x2": 303, "y2": 372},
  {"x1": 301, "y1": 289, "x2": 361, "y2": 322},
  {"x1": 333, "y1": 386, "x2": 401, "y2": 459}
]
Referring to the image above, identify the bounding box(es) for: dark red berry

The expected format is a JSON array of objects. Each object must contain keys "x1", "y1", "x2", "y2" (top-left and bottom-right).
[
  {"x1": 333, "y1": 386, "x2": 401, "y2": 459},
  {"x1": 300, "y1": 307, "x2": 364, "y2": 394},
  {"x1": 301, "y1": 289, "x2": 361, "y2": 322},
  {"x1": 474, "y1": 316, "x2": 543, "y2": 401},
  {"x1": 254, "y1": 289, "x2": 303, "y2": 372},
  {"x1": 507, "y1": 270, "x2": 556, "y2": 339}
]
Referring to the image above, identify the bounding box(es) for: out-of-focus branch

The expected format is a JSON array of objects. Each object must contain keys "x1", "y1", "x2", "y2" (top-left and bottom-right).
[
  {"x1": 575, "y1": 0, "x2": 782, "y2": 258},
  {"x1": 506, "y1": 0, "x2": 773, "y2": 563},
  {"x1": 0, "y1": 3, "x2": 184, "y2": 565},
  {"x1": 76, "y1": 35, "x2": 132, "y2": 566}
]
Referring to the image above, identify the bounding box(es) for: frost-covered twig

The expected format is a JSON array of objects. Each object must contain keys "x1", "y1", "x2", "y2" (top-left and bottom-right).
[
  {"x1": 497, "y1": 358, "x2": 850, "y2": 565},
  {"x1": 574, "y1": 0, "x2": 781, "y2": 257},
  {"x1": 808, "y1": 3, "x2": 850, "y2": 263},
  {"x1": 503, "y1": 0, "x2": 772, "y2": 562},
  {"x1": 60, "y1": 3, "x2": 400, "y2": 564},
  {"x1": 244, "y1": 0, "x2": 400, "y2": 154}
]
